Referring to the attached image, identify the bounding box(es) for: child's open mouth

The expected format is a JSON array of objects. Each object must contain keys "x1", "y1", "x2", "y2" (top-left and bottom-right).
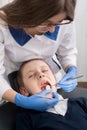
[{"x1": 41, "y1": 81, "x2": 51, "y2": 90}]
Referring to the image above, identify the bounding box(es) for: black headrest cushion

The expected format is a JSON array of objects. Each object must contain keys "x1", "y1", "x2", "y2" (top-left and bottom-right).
[{"x1": 8, "y1": 71, "x2": 20, "y2": 92}]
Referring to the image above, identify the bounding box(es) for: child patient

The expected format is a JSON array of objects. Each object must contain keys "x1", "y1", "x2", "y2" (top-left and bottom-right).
[{"x1": 16, "y1": 59, "x2": 87, "y2": 130}]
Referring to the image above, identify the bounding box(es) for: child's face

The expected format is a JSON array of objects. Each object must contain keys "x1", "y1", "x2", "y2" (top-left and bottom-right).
[{"x1": 21, "y1": 60, "x2": 57, "y2": 95}]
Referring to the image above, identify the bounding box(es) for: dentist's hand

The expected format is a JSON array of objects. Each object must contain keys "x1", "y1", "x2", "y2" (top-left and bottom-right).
[
  {"x1": 57, "y1": 66, "x2": 78, "y2": 92},
  {"x1": 14, "y1": 90, "x2": 58, "y2": 111}
]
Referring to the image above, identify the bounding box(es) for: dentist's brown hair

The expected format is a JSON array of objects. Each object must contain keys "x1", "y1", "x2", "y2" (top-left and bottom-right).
[{"x1": 0, "y1": 0, "x2": 76, "y2": 28}]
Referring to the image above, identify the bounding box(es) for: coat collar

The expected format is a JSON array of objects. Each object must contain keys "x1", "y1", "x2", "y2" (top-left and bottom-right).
[
  {"x1": 9, "y1": 26, "x2": 60, "y2": 46},
  {"x1": 44, "y1": 26, "x2": 60, "y2": 40}
]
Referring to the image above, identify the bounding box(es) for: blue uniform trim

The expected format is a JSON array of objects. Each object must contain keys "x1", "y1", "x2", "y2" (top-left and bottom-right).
[
  {"x1": 9, "y1": 25, "x2": 60, "y2": 46},
  {"x1": 9, "y1": 26, "x2": 32, "y2": 46},
  {"x1": 44, "y1": 26, "x2": 60, "y2": 40}
]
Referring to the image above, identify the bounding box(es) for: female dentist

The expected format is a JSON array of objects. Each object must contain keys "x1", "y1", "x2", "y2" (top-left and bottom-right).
[
  {"x1": 0, "y1": 0, "x2": 81, "y2": 119},
  {"x1": 0, "y1": 0, "x2": 77, "y2": 110}
]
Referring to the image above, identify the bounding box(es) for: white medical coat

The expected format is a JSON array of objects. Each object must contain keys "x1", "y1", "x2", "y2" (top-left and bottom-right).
[{"x1": 0, "y1": 18, "x2": 77, "y2": 99}]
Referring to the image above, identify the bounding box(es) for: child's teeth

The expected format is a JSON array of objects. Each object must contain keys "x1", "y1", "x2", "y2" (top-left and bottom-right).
[{"x1": 46, "y1": 85, "x2": 51, "y2": 90}]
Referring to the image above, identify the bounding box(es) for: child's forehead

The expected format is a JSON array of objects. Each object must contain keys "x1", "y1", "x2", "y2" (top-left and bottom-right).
[
  {"x1": 22, "y1": 60, "x2": 49, "y2": 71},
  {"x1": 25, "y1": 60, "x2": 48, "y2": 67}
]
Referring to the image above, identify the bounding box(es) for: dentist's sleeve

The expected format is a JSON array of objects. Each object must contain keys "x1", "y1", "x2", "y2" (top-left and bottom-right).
[
  {"x1": 0, "y1": 30, "x2": 11, "y2": 99},
  {"x1": 56, "y1": 22, "x2": 78, "y2": 92},
  {"x1": 56, "y1": 22, "x2": 77, "y2": 69}
]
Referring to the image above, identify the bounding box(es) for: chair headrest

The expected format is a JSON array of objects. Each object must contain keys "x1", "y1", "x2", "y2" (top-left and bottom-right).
[{"x1": 8, "y1": 71, "x2": 20, "y2": 92}]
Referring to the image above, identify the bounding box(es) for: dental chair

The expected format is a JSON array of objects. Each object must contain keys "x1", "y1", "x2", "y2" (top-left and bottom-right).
[{"x1": 0, "y1": 71, "x2": 87, "y2": 130}]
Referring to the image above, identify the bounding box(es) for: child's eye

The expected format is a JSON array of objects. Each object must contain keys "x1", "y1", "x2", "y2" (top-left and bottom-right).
[
  {"x1": 42, "y1": 70, "x2": 48, "y2": 73},
  {"x1": 28, "y1": 74, "x2": 34, "y2": 78}
]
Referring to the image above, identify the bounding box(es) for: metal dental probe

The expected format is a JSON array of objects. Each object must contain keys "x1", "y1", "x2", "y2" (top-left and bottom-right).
[{"x1": 51, "y1": 75, "x2": 84, "y2": 87}]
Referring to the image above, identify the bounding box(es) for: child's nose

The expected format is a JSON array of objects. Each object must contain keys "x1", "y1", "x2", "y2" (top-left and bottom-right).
[{"x1": 38, "y1": 73, "x2": 45, "y2": 79}]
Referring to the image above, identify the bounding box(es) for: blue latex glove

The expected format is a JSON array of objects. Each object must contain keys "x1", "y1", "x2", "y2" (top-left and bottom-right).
[
  {"x1": 57, "y1": 66, "x2": 77, "y2": 92},
  {"x1": 14, "y1": 90, "x2": 58, "y2": 112}
]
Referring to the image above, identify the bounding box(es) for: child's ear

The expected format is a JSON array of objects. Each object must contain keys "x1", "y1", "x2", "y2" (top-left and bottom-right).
[{"x1": 19, "y1": 87, "x2": 29, "y2": 96}]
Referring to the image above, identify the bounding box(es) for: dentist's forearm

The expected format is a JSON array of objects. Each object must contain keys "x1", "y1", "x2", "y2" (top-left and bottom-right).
[{"x1": 2, "y1": 89, "x2": 17, "y2": 103}]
